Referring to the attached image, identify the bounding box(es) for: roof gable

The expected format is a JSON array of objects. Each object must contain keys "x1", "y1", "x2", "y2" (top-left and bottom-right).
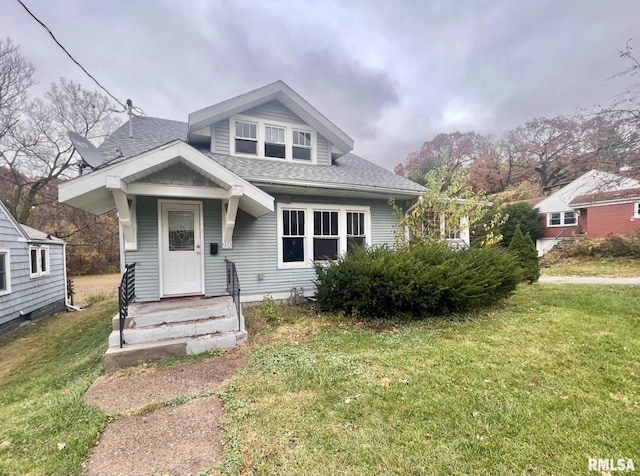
[
  {"x1": 0, "y1": 201, "x2": 64, "y2": 243},
  {"x1": 0, "y1": 201, "x2": 28, "y2": 240},
  {"x1": 59, "y1": 141, "x2": 274, "y2": 217},
  {"x1": 187, "y1": 80, "x2": 354, "y2": 154},
  {"x1": 536, "y1": 170, "x2": 640, "y2": 213}
]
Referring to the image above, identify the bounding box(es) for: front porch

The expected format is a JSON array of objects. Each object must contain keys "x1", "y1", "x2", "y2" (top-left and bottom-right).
[{"x1": 104, "y1": 295, "x2": 246, "y2": 372}]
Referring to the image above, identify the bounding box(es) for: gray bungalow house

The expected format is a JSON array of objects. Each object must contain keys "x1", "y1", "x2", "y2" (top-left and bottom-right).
[
  {"x1": 58, "y1": 81, "x2": 425, "y2": 368},
  {"x1": 0, "y1": 200, "x2": 67, "y2": 335}
]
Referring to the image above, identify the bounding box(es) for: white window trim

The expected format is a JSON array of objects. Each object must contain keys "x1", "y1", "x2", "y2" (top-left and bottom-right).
[
  {"x1": 0, "y1": 249, "x2": 10, "y2": 295},
  {"x1": 230, "y1": 115, "x2": 317, "y2": 164},
  {"x1": 29, "y1": 245, "x2": 50, "y2": 278},
  {"x1": 634, "y1": 202, "x2": 640, "y2": 218},
  {"x1": 547, "y1": 211, "x2": 578, "y2": 227},
  {"x1": 277, "y1": 203, "x2": 371, "y2": 269}
]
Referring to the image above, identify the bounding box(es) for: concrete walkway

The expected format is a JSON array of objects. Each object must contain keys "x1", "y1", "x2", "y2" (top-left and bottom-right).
[{"x1": 539, "y1": 276, "x2": 640, "y2": 285}]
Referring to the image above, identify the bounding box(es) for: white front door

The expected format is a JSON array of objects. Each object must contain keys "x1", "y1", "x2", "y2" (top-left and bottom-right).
[{"x1": 160, "y1": 201, "x2": 203, "y2": 296}]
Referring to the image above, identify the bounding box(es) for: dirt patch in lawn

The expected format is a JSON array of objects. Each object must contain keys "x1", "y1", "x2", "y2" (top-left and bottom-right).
[{"x1": 82, "y1": 350, "x2": 246, "y2": 475}]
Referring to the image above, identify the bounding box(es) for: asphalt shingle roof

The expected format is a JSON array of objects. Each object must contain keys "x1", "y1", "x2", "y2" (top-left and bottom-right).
[
  {"x1": 96, "y1": 117, "x2": 424, "y2": 195},
  {"x1": 98, "y1": 116, "x2": 188, "y2": 163}
]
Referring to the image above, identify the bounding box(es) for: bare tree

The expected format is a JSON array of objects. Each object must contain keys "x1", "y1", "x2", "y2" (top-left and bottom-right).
[
  {"x1": 0, "y1": 38, "x2": 35, "y2": 145},
  {"x1": 502, "y1": 116, "x2": 584, "y2": 191},
  {"x1": 0, "y1": 40, "x2": 120, "y2": 223}
]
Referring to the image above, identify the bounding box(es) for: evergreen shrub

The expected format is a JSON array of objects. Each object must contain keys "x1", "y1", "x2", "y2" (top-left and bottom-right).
[
  {"x1": 314, "y1": 242, "x2": 520, "y2": 319},
  {"x1": 508, "y1": 224, "x2": 540, "y2": 283}
]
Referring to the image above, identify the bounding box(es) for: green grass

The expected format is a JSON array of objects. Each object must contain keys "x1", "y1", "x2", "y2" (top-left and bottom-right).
[
  {"x1": 0, "y1": 299, "x2": 117, "y2": 476},
  {"x1": 541, "y1": 256, "x2": 640, "y2": 277},
  {"x1": 218, "y1": 285, "x2": 640, "y2": 475}
]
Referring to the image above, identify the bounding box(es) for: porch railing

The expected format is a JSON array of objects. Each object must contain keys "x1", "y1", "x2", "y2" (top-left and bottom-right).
[
  {"x1": 224, "y1": 258, "x2": 241, "y2": 331},
  {"x1": 118, "y1": 263, "x2": 136, "y2": 348}
]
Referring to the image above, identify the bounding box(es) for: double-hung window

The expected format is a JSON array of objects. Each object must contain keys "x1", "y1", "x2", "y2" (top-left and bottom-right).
[
  {"x1": 346, "y1": 211, "x2": 366, "y2": 252},
  {"x1": 0, "y1": 250, "x2": 10, "y2": 295},
  {"x1": 635, "y1": 202, "x2": 640, "y2": 218},
  {"x1": 232, "y1": 116, "x2": 316, "y2": 162},
  {"x1": 278, "y1": 203, "x2": 370, "y2": 268},
  {"x1": 313, "y1": 210, "x2": 339, "y2": 260},
  {"x1": 292, "y1": 130, "x2": 312, "y2": 161},
  {"x1": 235, "y1": 121, "x2": 257, "y2": 155},
  {"x1": 548, "y1": 211, "x2": 577, "y2": 227},
  {"x1": 29, "y1": 245, "x2": 49, "y2": 278},
  {"x1": 264, "y1": 125, "x2": 286, "y2": 159},
  {"x1": 282, "y1": 209, "x2": 306, "y2": 263}
]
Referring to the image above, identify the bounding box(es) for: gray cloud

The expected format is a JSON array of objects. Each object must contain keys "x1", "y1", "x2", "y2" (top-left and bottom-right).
[{"x1": 4, "y1": 0, "x2": 640, "y2": 171}]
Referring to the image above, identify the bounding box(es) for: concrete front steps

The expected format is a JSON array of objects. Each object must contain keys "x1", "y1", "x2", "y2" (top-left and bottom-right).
[{"x1": 104, "y1": 296, "x2": 246, "y2": 373}]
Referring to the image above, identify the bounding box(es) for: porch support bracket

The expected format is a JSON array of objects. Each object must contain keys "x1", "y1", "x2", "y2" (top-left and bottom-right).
[
  {"x1": 222, "y1": 185, "x2": 243, "y2": 249},
  {"x1": 106, "y1": 175, "x2": 137, "y2": 251}
]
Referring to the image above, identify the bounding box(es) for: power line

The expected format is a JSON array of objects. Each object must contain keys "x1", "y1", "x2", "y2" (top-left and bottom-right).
[{"x1": 15, "y1": 0, "x2": 126, "y2": 109}]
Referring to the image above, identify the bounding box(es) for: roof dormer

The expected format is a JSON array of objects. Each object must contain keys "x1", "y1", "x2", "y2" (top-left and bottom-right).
[{"x1": 187, "y1": 81, "x2": 354, "y2": 164}]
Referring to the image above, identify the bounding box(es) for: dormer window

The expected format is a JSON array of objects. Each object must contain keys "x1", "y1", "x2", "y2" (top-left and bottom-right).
[
  {"x1": 293, "y1": 130, "x2": 312, "y2": 161},
  {"x1": 231, "y1": 116, "x2": 316, "y2": 163},
  {"x1": 235, "y1": 121, "x2": 257, "y2": 155},
  {"x1": 265, "y1": 125, "x2": 286, "y2": 159}
]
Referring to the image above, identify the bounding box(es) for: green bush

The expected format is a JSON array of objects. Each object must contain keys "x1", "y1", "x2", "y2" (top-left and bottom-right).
[
  {"x1": 508, "y1": 224, "x2": 540, "y2": 283},
  {"x1": 470, "y1": 202, "x2": 543, "y2": 248},
  {"x1": 314, "y1": 242, "x2": 520, "y2": 319}
]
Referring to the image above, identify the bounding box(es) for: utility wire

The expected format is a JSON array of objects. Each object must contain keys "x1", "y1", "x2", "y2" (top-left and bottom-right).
[{"x1": 15, "y1": 0, "x2": 126, "y2": 109}]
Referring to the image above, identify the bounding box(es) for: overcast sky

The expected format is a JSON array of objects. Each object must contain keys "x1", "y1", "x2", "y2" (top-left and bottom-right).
[{"x1": 3, "y1": 0, "x2": 640, "y2": 170}]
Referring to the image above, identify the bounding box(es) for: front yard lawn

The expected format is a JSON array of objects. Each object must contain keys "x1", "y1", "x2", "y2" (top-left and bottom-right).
[
  {"x1": 541, "y1": 256, "x2": 640, "y2": 277},
  {"x1": 220, "y1": 284, "x2": 640, "y2": 475},
  {"x1": 0, "y1": 299, "x2": 116, "y2": 475}
]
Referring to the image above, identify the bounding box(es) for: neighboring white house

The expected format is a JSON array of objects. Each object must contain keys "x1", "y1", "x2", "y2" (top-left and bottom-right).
[
  {"x1": 59, "y1": 80, "x2": 426, "y2": 304},
  {"x1": 535, "y1": 170, "x2": 640, "y2": 255},
  {"x1": 0, "y1": 201, "x2": 67, "y2": 335}
]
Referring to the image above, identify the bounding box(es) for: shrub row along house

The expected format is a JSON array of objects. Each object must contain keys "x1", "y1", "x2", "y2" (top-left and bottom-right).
[
  {"x1": 0, "y1": 200, "x2": 67, "y2": 335},
  {"x1": 58, "y1": 81, "x2": 425, "y2": 367},
  {"x1": 535, "y1": 169, "x2": 640, "y2": 255}
]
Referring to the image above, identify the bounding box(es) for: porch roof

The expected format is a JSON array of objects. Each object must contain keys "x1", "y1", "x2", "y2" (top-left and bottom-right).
[{"x1": 58, "y1": 141, "x2": 275, "y2": 217}]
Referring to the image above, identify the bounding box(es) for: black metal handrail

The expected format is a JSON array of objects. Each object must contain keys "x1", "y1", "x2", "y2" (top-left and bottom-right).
[
  {"x1": 118, "y1": 263, "x2": 136, "y2": 348},
  {"x1": 224, "y1": 258, "x2": 241, "y2": 331}
]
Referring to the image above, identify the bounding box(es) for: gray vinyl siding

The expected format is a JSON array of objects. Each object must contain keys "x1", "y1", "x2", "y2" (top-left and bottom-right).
[
  {"x1": 211, "y1": 102, "x2": 330, "y2": 164},
  {"x1": 126, "y1": 194, "x2": 400, "y2": 302},
  {"x1": 244, "y1": 100, "x2": 305, "y2": 124},
  {"x1": 317, "y1": 135, "x2": 331, "y2": 166},
  {"x1": 138, "y1": 162, "x2": 220, "y2": 187},
  {"x1": 212, "y1": 120, "x2": 229, "y2": 155},
  {"x1": 124, "y1": 196, "x2": 160, "y2": 302},
  {"x1": 203, "y1": 199, "x2": 224, "y2": 296},
  {"x1": 0, "y1": 211, "x2": 66, "y2": 334},
  {"x1": 219, "y1": 195, "x2": 400, "y2": 299}
]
